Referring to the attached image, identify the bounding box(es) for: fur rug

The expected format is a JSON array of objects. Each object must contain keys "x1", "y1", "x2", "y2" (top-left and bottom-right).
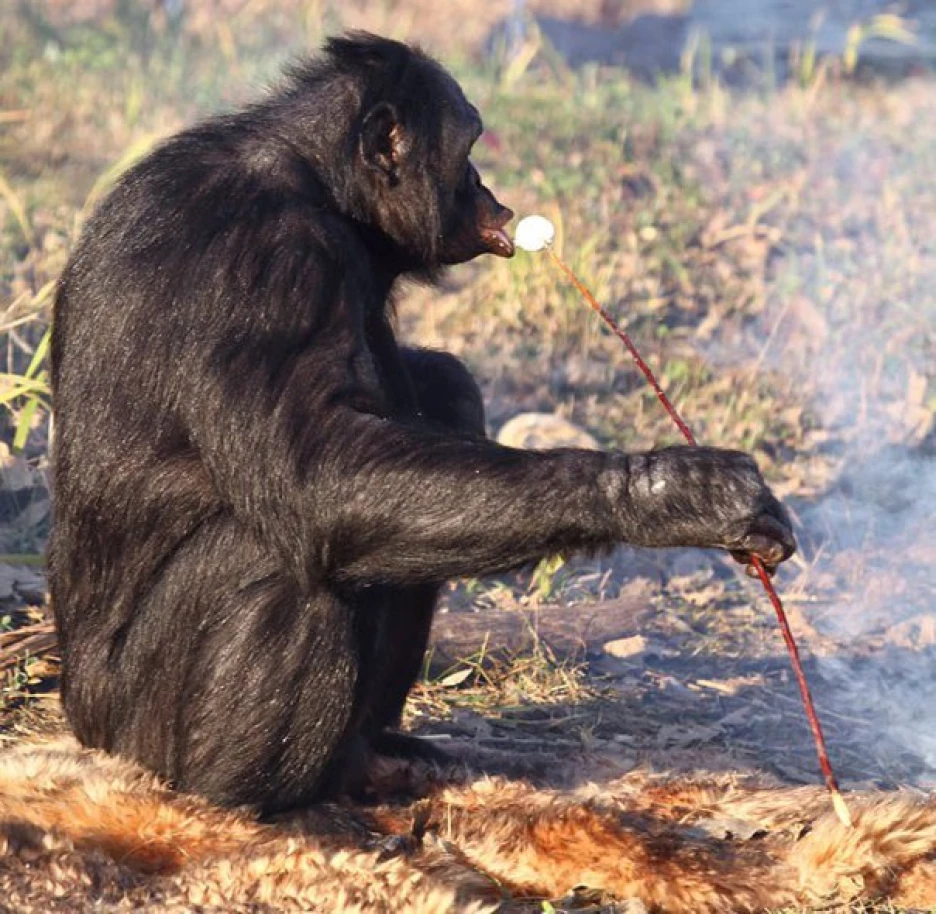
[{"x1": 0, "y1": 737, "x2": 935, "y2": 912}]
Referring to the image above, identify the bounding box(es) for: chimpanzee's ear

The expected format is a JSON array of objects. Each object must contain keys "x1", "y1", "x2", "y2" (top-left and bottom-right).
[{"x1": 360, "y1": 103, "x2": 406, "y2": 182}]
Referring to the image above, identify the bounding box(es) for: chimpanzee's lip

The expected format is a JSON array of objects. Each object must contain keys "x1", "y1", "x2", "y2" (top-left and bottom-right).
[{"x1": 480, "y1": 226, "x2": 516, "y2": 258}]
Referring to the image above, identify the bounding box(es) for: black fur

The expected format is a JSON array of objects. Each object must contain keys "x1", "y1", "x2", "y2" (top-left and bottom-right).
[{"x1": 50, "y1": 34, "x2": 795, "y2": 814}]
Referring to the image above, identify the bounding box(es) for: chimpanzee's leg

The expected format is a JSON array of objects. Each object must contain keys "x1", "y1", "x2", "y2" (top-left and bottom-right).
[{"x1": 364, "y1": 348, "x2": 486, "y2": 752}]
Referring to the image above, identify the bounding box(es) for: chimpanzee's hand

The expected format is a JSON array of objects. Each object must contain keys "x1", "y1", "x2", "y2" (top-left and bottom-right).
[{"x1": 610, "y1": 446, "x2": 796, "y2": 574}]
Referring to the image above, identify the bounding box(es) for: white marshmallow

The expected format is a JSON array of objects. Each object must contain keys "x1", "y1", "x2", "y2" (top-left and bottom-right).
[{"x1": 514, "y1": 215, "x2": 556, "y2": 252}]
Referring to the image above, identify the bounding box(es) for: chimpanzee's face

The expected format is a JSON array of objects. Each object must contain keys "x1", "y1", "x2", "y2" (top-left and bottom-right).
[
  {"x1": 355, "y1": 63, "x2": 514, "y2": 269},
  {"x1": 433, "y1": 84, "x2": 514, "y2": 265},
  {"x1": 438, "y1": 158, "x2": 515, "y2": 265}
]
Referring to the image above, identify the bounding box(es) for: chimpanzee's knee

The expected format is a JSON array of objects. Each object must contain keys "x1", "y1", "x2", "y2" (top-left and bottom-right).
[{"x1": 402, "y1": 348, "x2": 485, "y2": 438}]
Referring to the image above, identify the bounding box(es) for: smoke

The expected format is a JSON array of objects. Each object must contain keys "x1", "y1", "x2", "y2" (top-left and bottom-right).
[
  {"x1": 804, "y1": 376, "x2": 936, "y2": 784},
  {"x1": 747, "y1": 98, "x2": 936, "y2": 785},
  {"x1": 805, "y1": 438, "x2": 936, "y2": 783}
]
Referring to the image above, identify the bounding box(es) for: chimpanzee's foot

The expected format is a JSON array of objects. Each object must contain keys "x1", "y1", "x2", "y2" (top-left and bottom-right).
[{"x1": 371, "y1": 730, "x2": 451, "y2": 765}]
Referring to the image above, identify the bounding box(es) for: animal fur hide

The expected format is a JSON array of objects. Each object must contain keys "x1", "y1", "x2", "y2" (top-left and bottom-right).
[{"x1": 0, "y1": 737, "x2": 934, "y2": 912}]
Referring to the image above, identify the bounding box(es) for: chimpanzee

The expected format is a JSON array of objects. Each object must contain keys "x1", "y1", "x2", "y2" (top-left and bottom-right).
[{"x1": 50, "y1": 33, "x2": 795, "y2": 814}]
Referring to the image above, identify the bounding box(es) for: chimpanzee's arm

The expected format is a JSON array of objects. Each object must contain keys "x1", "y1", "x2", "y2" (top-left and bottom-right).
[
  {"x1": 190, "y1": 357, "x2": 790, "y2": 588},
  {"x1": 185, "y1": 252, "x2": 793, "y2": 589}
]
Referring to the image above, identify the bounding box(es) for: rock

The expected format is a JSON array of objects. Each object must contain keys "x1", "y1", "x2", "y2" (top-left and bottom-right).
[
  {"x1": 496, "y1": 413, "x2": 599, "y2": 450},
  {"x1": 0, "y1": 445, "x2": 51, "y2": 553},
  {"x1": 603, "y1": 634, "x2": 650, "y2": 659},
  {"x1": 0, "y1": 567, "x2": 16, "y2": 601},
  {"x1": 0, "y1": 565, "x2": 46, "y2": 604}
]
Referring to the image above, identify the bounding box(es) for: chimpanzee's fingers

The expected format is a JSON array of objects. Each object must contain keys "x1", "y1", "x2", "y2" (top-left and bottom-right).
[
  {"x1": 728, "y1": 512, "x2": 797, "y2": 576},
  {"x1": 730, "y1": 547, "x2": 778, "y2": 577},
  {"x1": 734, "y1": 553, "x2": 778, "y2": 577}
]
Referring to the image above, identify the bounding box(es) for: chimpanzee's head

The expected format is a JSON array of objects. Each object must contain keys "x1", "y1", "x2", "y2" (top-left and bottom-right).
[{"x1": 296, "y1": 34, "x2": 515, "y2": 273}]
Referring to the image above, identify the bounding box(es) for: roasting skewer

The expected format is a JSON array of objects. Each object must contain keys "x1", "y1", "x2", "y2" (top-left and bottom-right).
[{"x1": 514, "y1": 214, "x2": 853, "y2": 828}]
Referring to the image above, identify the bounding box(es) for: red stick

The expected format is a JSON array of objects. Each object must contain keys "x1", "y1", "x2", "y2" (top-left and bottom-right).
[{"x1": 547, "y1": 248, "x2": 853, "y2": 827}]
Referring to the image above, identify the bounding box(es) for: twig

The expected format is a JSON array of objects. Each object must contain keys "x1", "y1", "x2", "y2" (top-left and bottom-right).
[{"x1": 0, "y1": 621, "x2": 56, "y2": 673}]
